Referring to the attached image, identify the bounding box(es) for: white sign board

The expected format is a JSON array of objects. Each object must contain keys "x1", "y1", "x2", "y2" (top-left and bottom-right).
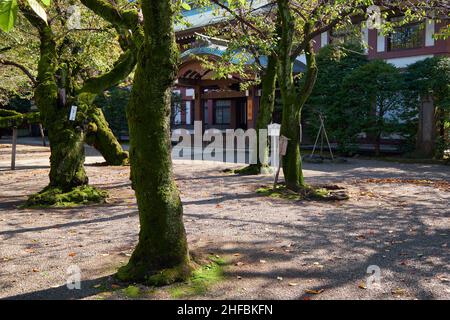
[
  {"x1": 268, "y1": 123, "x2": 281, "y2": 137},
  {"x1": 69, "y1": 105, "x2": 77, "y2": 121}
]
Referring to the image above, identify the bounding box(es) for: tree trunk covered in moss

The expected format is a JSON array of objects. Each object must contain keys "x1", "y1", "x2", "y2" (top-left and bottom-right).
[
  {"x1": 33, "y1": 23, "x2": 88, "y2": 190},
  {"x1": 117, "y1": 0, "x2": 191, "y2": 284},
  {"x1": 85, "y1": 107, "x2": 129, "y2": 165},
  {"x1": 277, "y1": 0, "x2": 318, "y2": 190},
  {"x1": 238, "y1": 54, "x2": 278, "y2": 175},
  {"x1": 77, "y1": 48, "x2": 137, "y2": 166}
]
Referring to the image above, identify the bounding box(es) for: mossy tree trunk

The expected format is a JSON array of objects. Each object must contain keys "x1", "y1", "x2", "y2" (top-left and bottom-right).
[
  {"x1": 85, "y1": 107, "x2": 129, "y2": 165},
  {"x1": 80, "y1": 0, "x2": 145, "y2": 166},
  {"x1": 117, "y1": 0, "x2": 191, "y2": 284},
  {"x1": 277, "y1": 0, "x2": 318, "y2": 191},
  {"x1": 20, "y1": 4, "x2": 137, "y2": 205},
  {"x1": 238, "y1": 54, "x2": 278, "y2": 175},
  {"x1": 77, "y1": 46, "x2": 138, "y2": 166},
  {"x1": 30, "y1": 17, "x2": 88, "y2": 190}
]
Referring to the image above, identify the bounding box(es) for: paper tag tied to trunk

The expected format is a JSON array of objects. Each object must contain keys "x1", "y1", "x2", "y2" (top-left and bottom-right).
[
  {"x1": 69, "y1": 105, "x2": 77, "y2": 121},
  {"x1": 279, "y1": 135, "x2": 289, "y2": 156}
]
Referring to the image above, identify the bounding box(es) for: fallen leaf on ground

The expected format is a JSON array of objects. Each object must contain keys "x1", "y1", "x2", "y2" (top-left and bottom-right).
[
  {"x1": 235, "y1": 262, "x2": 244, "y2": 267},
  {"x1": 391, "y1": 288, "x2": 407, "y2": 296},
  {"x1": 358, "y1": 283, "x2": 367, "y2": 289},
  {"x1": 32, "y1": 268, "x2": 39, "y2": 272},
  {"x1": 68, "y1": 252, "x2": 76, "y2": 257},
  {"x1": 305, "y1": 289, "x2": 324, "y2": 294},
  {"x1": 288, "y1": 282, "x2": 299, "y2": 286},
  {"x1": 437, "y1": 275, "x2": 449, "y2": 282}
]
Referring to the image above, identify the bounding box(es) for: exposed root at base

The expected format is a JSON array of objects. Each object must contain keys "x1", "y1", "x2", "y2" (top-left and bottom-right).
[
  {"x1": 256, "y1": 183, "x2": 349, "y2": 201},
  {"x1": 116, "y1": 260, "x2": 194, "y2": 287},
  {"x1": 24, "y1": 185, "x2": 108, "y2": 208},
  {"x1": 223, "y1": 164, "x2": 273, "y2": 176}
]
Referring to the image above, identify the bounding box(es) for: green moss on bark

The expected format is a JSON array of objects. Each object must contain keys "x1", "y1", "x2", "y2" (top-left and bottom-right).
[
  {"x1": 25, "y1": 185, "x2": 107, "y2": 207},
  {"x1": 0, "y1": 109, "x2": 40, "y2": 128},
  {"x1": 256, "y1": 184, "x2": 349, "y2": 201},
  {"x1": 237, "y1": 54, "x2": 278, "y2": 175},
  {"x1": 85, "y1": 107, "x2": 129, "y2": 165},
  {"x1": 116, "y1": 0, "x2": 191, "y2": 284},
  {"x1": 277, "y1": 5, "x2": 318, "y2": 190}
]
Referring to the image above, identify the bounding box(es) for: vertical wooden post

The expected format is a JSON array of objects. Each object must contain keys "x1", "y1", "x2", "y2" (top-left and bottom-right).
[
  {"x1": 194, "y1": 85, "x2": 202, "y2": 121},
  {"x1": 39, "y1": 123, "x2": 46, "y2": 146},
  {"x1": 246, "y1": 88, "x2": 254, "y2": 129},
  {"x1": 11, "y1": 127, "x2": 17, "y2": 170}
]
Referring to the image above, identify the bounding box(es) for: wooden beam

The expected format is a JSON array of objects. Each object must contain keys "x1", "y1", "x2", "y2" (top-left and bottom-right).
[
  {"x1": 177, "y1": 78, "x2": 239, "y2": 88},
  {"x1": 201, "y1": 90, "x2": 246, "y2": 100}
]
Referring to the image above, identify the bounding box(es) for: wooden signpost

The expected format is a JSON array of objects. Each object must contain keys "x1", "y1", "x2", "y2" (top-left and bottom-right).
[
  {"x1": 11, "y1": 127, "x2": 17, "y2": 170},
  {"x1": 274, "y1": 135, "x2": 289, "y2": 189}
]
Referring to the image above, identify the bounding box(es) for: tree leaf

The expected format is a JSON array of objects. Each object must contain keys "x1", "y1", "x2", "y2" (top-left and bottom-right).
[
  {"x1": 0, "y1": 0, "x2": 18, "y2": 32},
  {"x1": 181, "y1": 2, "x2": 191, "y2": 11},
  {"x1": 27, "y1": 0, "x2": 47, "y2": 24},
  {"x1": 40, "y1": 0, "x2": 51, "y2": 6}
]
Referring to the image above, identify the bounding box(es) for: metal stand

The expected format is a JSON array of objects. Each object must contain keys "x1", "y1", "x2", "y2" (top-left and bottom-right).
[{"x1": 310, "y1": 113, "x2": 334, "y2": 160}]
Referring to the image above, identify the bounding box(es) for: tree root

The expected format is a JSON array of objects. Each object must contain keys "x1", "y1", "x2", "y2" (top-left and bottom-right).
[
  {"x1": 116, "y1": 259, "x2": 194, "y2": 286},
  {"x1": 24, "y1": 185, "x2": 108, "y2": 208},
  {"x1": 224, "y1": 164, "x2": 273, "y2": 175},
  {"x1": 256, "y1": 183, "x2": 349, "y2": 201}
]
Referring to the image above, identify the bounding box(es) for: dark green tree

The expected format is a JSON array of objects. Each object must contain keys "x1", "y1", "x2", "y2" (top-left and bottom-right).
[
  {"x1": 340, "y1": 59, "x2": 405, "y2": 156},
  {"x1": 405, "y1": 56, "x2": 450, "y2": 159},
  {"x1": 303, "y1": 44, "x2": 368, "y2": 154}
]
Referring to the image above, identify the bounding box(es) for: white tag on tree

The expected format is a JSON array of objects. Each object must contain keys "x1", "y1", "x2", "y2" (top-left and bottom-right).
[
  {"x1": 69, "y1": 105, "x2": 77, "y2": 121},
  {"x1": 279, "y1": 135, "x2": 289, "y2": 156}
]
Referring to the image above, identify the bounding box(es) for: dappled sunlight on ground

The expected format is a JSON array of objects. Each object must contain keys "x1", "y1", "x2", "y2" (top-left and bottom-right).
[{"x1": 0, "y1": 142, "x2": 449, "y2": 300}]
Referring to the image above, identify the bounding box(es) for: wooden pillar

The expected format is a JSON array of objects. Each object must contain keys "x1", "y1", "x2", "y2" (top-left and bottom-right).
[
  {"x1": 207, "y1": 99, "x2": 214, "y2": 126},
  {"x1": 11, "y1": 127, "x2": 17, "y2": 170},
  {"x1": 230, "y1": 100, "x2": 237, "y2": 129},
  {"x1": 246, "y1": 88, "x2": 254, "y2": 129},
  {"x1": 194, "y1": 85, "x2": 202, "y2": 121},
  {"x1": 416, "y1": 96, "x2": 436, "y2": 157}
]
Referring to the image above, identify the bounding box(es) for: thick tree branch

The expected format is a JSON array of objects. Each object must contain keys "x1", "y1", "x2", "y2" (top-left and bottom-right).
[
  {"x1": 78, "y1": 48, "x2": 136, "y2": 98},
  {"x1": 295, "y1": 23, "x2": 318, "y2": 110},
  {"x1": 0, "y1": 58, "x2": 37, "y2": 85},
  {"x1": 80, "y1": 0, "x2": 140, "y2": 30}
]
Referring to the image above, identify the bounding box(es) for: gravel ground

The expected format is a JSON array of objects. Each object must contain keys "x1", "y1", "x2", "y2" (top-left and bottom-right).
[{"x1": 0, "y1": 140, "x2": 449, "y2": 300}]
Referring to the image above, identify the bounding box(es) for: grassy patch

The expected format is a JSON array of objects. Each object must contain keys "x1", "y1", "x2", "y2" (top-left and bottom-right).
[
  {"x1": 256, "y1": 184, "x2": 349, "y2": 201},
  {"x1": 123, "y1": 285, "x2": 141, "y2": 298},
  {"x1": 24, "y1": 185, "x2": 108, "y2": 208},
  {"x1": 168, "y1": 258, "x2": 226, "y2": 299}
]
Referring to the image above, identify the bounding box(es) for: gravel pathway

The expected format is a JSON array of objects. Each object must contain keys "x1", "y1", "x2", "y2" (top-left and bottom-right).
[{"x1": 0, "y1": 141, "x2": 449, "y2": 300}]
